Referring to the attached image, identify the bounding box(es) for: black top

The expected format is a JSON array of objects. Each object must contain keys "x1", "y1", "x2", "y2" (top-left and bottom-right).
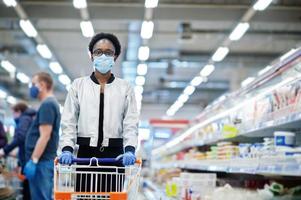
[{"x1": 90, "y1": 72, "x2": 114, "y2": 147}]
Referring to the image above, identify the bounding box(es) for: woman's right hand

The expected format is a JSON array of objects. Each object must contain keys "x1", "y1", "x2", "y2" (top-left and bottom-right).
[{"x1": 59, "y1": 151, "x2": 74, "y2": 165}]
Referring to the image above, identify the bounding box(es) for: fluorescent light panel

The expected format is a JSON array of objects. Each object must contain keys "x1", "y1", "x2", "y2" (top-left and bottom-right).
[
  {"x1": 258, "y1": 65, "x2": 272, "y2": 76},
  {"x1": 135, "y1": 92, "x2": 143, "y2": 102},
  {"x1": 253, "y1": 0, "x2": 273, "y2": 11},
  {"x1": 138, "y1": 46, "x2": 150, "y2": 61},
  {"x1": 7, "y1": 96, "x2": 17, "y2": 104},
  {"x1": 16, "y1": 72, "x2": 30, "y2": 84},
  {"x1": 36, "y1": 44, "x2": 52, "y2": 59},
  {"x1": 135, "y1": 76, "x2": 146, "y2": 86},
  {"x1": 212, "y1": 47, "x2": 229, "y2": 62},
  {"x1": 241, "y1": 77, "x2": 255, "y2": 87},
  {"x1": 3, "y1": 0, "x2": 17, "y2": 7},
  {"x1": 229, "y1": 22, "x2": 250, "y2": 41},
  {"x1": 178, "y1": 94, "x2": 189, "y2": 103},
  {"x1": 190, "y1": 76, "x2": 203, "y2": 86},
  {"x1": 59, "y1": 74, "x2": 71, "y2": 85},
  {"x1": 141, "y1": 21, "x2": 154, "y2": 39},
  {"x1": 19, "y1": 20, "x2": 37, "y2": 38},
  {"x1": 80, "y1": 21, "x2": 94, "y2": 38},
  {"x1": 137, "y1": 63, "x2": 148, "y2": 76},
  {"x1": 1, "y1": 60, "x2": 16, "y2": 73},
  {"x1": 134, "y1": 85, "x2": 144, "y2": 94},
  {"x1": 73, "y1": 0, "x2": 87, "y2": 9},
  {"x1": 184, "y1": 85, "x2": 195, "y2": 96},
  {"x1": 145, "y1": 0, "x2": 159, "y2": 8},
  {"x1": 200, "y1": 64, "x2": 215, "y2": 77},
  {"x1": 49, "y1": 62, "x2": 63, "y2": 74},
  {"x1": 0, "y1": 89, "x2": 8, "y2": 98}
]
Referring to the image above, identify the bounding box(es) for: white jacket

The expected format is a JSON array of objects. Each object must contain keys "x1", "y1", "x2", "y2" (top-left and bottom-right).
[{"x1": 59, "y1": 75, "x2": 139, "y2": 151}]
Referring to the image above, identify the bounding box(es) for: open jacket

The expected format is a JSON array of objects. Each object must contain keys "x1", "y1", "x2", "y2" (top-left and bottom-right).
[{"x1": 60, "y1": 74, "x2": 139, "y2": 153}]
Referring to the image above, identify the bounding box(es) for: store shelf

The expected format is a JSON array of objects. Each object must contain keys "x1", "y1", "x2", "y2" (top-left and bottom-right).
[
  {"x1": 143, "y1": 179, "x2": 176, "y2": 200},
  {"x1": 153, "y1": 155, "x2": 301, "y2": 177},
  {"x1": 163, "y1": 111, "x2": 301, "y2": 156}
]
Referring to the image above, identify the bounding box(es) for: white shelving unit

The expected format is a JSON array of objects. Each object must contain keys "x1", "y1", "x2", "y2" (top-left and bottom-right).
[{"x1": 153, "y1": 155, "x2": 301, "y2": 177}]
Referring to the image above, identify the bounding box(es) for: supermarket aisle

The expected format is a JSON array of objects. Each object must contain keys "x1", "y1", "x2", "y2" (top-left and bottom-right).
[{"x1": 1, "y1": 0, "x2": 301, "y2": 199}]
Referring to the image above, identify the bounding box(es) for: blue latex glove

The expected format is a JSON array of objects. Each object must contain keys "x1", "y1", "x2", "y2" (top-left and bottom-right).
[
  {"x1": 116, "y1": 152, "x2": 136, "y2": 166},
  {"x1": 59, "y1": 151, "x2": 74, "y2": 165},
  {"x1": 24, "y1": 160, "x2": 37, "y2": 180}
]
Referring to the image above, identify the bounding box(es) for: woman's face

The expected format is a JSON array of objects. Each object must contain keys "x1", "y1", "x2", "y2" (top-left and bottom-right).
[{"x1": 92, "y1": 39, "x2": 117, "y2": 61}]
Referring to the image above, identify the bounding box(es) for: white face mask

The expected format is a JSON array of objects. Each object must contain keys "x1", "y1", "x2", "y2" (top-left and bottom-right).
[{"x1": 93, "y1": 55, "x2": 115, "y2": 74}]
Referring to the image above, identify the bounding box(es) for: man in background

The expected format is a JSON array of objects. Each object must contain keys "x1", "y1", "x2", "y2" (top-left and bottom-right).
[{"x1": 24, "y1": 72, "x2": 61, "y2": 200}]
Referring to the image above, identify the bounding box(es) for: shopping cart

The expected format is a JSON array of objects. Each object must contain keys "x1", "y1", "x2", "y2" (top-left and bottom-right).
[{"x1": 54, "y1": 157, "x2": 142, "y2": 200}]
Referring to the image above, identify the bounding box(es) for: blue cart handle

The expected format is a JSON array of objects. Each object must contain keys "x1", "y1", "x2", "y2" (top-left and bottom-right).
[{"x1": 72, "y1": 157, "x2": 120, "y2": 164}]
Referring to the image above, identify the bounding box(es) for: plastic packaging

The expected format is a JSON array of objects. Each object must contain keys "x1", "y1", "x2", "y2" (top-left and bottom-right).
[{"x1": 274, "y1": 131, "x2": 295, "y2": 147}]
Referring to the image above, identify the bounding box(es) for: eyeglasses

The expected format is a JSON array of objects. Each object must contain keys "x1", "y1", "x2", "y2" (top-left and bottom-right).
[{"x1": 92, "y1": 49, "x2": 115, "y2": 57}]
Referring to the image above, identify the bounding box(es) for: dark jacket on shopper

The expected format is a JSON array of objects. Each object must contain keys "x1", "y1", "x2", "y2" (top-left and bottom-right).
[
  {"x1": 0, "y1": 121, "x2": 7, "y2": 148},
  {"x1": 3, "y1": 108, "x2": 36, "y2": 167}
]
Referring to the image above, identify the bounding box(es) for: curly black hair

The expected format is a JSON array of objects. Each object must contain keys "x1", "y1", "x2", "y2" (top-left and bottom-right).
[{"x1": 88, "y1": 32, "x2": 121, "y2": 57}]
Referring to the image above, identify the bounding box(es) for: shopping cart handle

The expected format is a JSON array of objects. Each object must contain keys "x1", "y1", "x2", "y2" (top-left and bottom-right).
[
  {"x1": 72, "y1": 157, "x2": 120, "y2": 164},
  {"x1": 72, "y1": 157, "x2": 142, "y2": 165}
]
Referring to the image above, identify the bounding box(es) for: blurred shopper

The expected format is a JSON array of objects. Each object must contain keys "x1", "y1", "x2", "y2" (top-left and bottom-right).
[
  {"x1": 0, "y1": 102, "x2": 36, "y2": 200},
  {"x1": 59, "y1": 33, "x2": 139, "y2": 191},
  {"x1": 24, "y1": 72, "x2": 61, "y2": 200},
  {"x1": 0, "y1": 121, "x2": 7, "y2": 149}
]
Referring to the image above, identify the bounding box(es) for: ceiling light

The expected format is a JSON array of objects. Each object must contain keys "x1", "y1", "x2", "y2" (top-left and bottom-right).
[
  {"x1": 190, "y1": 76, "x2": 203, "y2": 86},
  {"x1": 137, "y1": 63, "x2": 148, "y2": 76},
  {"x1": 253, "y1": 0, "x2": 273, "y2": 11},
  {"x1": 135, "y1": 92, "x2": 143, "y2": 102},
  {"x1": 19, "y1": 20, "x2": 37, "y2": 38},
  {"x1": 138, "y1": 46, "x2": 150, "y2": 61},
  {"x1": 7, "y1": 96, "x2": 17, "y2": 105},
  {"x1": 134, "y1": 85, "x2": 144, "y2": 94},
  {"x1": 49, "y1": 62, "x2": 63, "y2": 74},
  {"x1": 178, "y1": 94, "x2": 189, "y2": 103},
  {"x1": 200, "y1": 64, "x2": 215, "y2": 77},
  {"x1": 184, "y1": 85, "x2": 195, "y2": 96},
  {"x1": 173, "y1": 100, "x2": 184, "y2": 109},
  {"x1": 0, "y1": 89, "x2": 8, "y2": 99},
  {"x1": 145, "y1": 0, "x2": 159, "y2": 8},
  {"x1": 36, "y1": 44, "x2": 52, "y2": 59},
  {"x1": 65, "y1": 84, "x2": 71, "y2": 91},
  {"x1": 258, "y1": 65, "x2": 272, "y2": 76},
  {"x1": 135, "y1": 76, "x2": 146, "y2": 86},
  {"x1": 59, "y1": 74, "x2": 71, "y2": 85},
  {"x1": 166, "y1": 109, "x2": 176, "y2": 117},
  {"x1": 2, "y1": 0, "x2": 17, "y2": 7},
  {"x1": 80, "y1": 20, "x2": 94, "y2": 38},
  {"x1": 141, "y1": 21, "x2": 154, "y2": 39},
  {"x1": 16, "y1": 72, "x2": 30, "y2": 84},
  {"x1": 229, "y1": 22, "x2": 250, "y2": 41},
  {"x1": 280, "y1": 48, "x2": 297, "y2": 61},
  {"x1": 212, "y1": 47, "x2": 229, "y2": 62},
  {"x1": 241, "y1": 77, "x2": 255, "y2": 87},
  {"x1": 73, "y1": 0, "x2": 87, "y2": 9},
  {"x1": 1, "y1": 60, "x2": 16, "y2": 73}
]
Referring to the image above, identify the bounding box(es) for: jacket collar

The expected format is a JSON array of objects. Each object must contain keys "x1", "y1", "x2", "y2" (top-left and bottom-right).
[{"x1": 90, "y1": 72, "x2": 115, "y2": 85}]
